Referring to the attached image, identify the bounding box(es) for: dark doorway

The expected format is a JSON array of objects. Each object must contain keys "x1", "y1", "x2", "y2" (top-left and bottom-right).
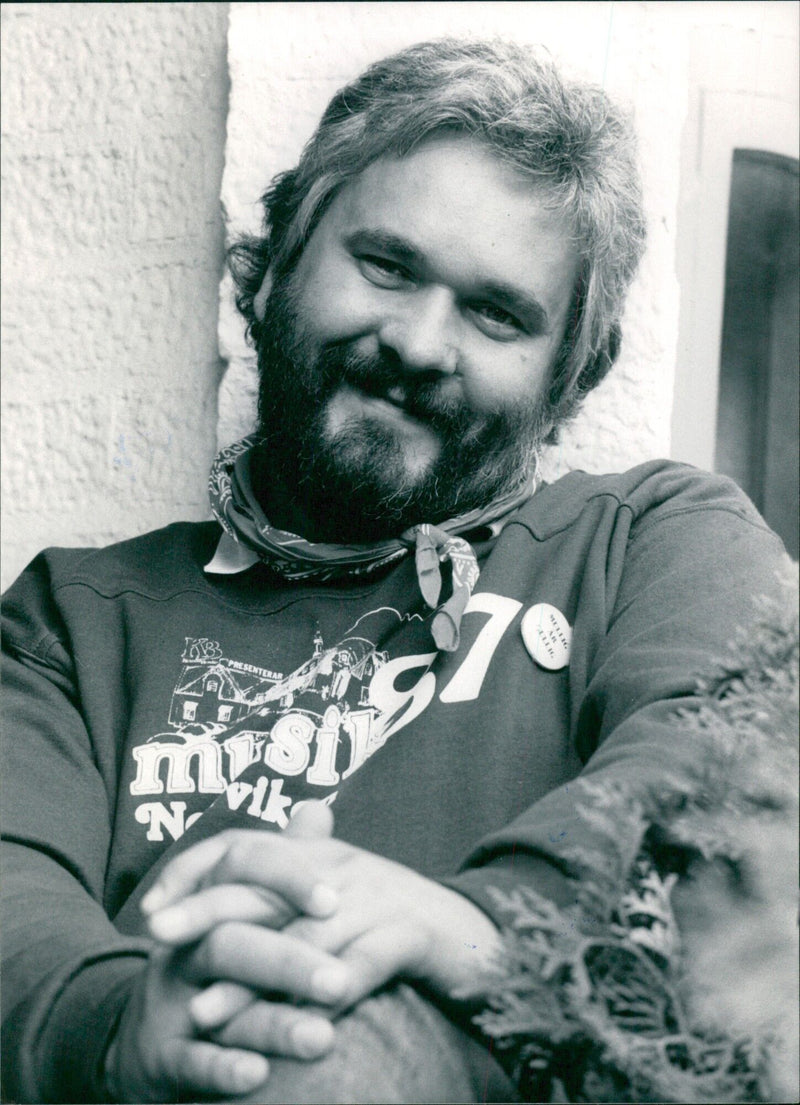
[{"x1": 715, "y1": 149, "x2": 799, "y2": 559}]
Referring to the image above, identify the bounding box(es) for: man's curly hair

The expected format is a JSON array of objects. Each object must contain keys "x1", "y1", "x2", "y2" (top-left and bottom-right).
[{"x1": 228, "y1": 38, "x2": 647, "y2": 434}]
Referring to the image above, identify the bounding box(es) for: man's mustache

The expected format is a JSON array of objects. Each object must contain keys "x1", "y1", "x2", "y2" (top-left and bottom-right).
[{"x1": 316, "y1": 344, "x2": 470, "y2": 433}]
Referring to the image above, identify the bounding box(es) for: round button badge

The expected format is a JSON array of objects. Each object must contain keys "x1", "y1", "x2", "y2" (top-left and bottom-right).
[{"x1": 521, "y1": 603, "x2": 572, "y2": 671}]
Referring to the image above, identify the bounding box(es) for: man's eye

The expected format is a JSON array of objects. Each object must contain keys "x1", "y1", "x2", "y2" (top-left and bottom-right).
[
  {"x1": 358, "y1": 256, "x2": 413, "y2": 288},
  {"x1": 470, "y1": 304, "x2": 523, "y2": 340}
]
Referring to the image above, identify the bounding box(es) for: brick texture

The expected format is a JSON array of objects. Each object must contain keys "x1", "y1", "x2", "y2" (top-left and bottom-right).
[{"x1": 1, "y1": 2, "x2": 229, "y2": 588}]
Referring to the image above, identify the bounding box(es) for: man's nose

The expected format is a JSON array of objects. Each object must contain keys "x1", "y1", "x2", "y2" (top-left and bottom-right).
[{"x1": 378, "y1": 287, "x2": 459, "y2": 375}]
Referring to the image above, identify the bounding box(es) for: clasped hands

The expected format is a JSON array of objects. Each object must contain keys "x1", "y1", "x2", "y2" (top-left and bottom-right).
[{"x1": 105, "y1": 801, "x2": 501, "y2": 1102}]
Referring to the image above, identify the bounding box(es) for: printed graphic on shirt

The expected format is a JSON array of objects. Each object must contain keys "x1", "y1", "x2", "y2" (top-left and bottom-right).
[
  {"x1": 129, "y1": 608, "x2": 437, "y2": 843},
  {"x1": 128, "y1": 591, "x2": 533, "y2": 843}
]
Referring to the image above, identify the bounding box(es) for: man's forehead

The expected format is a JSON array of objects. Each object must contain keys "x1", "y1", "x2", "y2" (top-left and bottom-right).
[
  {"x1": 319, "y1": 136, "x2": 580, "y2": 314},
  {"x1": 333, "y1": 136, "x2": 566, "y2": 220}
]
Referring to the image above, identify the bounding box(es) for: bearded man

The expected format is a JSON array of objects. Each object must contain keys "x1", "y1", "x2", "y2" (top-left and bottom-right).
[{"x1": 1, "y1": 39, "x2": 789, "y2": 1105}]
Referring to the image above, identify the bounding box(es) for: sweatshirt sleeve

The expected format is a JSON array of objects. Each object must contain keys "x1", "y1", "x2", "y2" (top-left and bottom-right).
[
  {"x1": 444, "y1": 494, "x2": 791, "y2": 925},
  {"x1": 2, "y1": 556, "x2": 150, "y2": 1103}
]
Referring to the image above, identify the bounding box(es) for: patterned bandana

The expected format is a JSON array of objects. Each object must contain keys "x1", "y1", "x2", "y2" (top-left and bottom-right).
[{"x1": 208, "y1": 436, "x2": 536, "y2": 651}]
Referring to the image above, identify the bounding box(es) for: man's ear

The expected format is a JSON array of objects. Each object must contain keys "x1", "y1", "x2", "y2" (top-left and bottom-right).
[{"x1": 253, "y1": 270, "x2": 273, "y2": 321}]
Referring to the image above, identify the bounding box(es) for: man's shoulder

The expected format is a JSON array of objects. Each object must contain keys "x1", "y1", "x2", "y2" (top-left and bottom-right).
[
  {"x1": 4, "y1": 521, "x2": 223, "y2": 603},
  {"x1": 517, "y1": 459, "x2": 770, "y2": 540}
]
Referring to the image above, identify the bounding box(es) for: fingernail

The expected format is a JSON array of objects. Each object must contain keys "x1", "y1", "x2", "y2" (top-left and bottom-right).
[
  {"x1": 312, "y1": 964, "x2": 349, "y2": 1002},
  {"x1": 291, "y1": 1018, "x2": 334, "y2": 1059},
  {"x1": 190, "y1": 989, "x2": 228, "y2": 1029},
  {"x1": 140, "y1": 885, "x2": 165, "y2": 913},
  {"x1": 148, "y1": 905, "x2": 190, "y2": 942},
  {"x1": 231, "y1": 1054, "x2": 269, "y2": 1092},
  {"x1": 308, "y1": 883, "x2": 338, "y2": 917}
]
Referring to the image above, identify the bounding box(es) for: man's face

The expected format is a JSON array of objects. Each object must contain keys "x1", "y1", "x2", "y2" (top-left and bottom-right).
[{"x1": 254, "y1": 135, "x2": 579, "y2": 541}]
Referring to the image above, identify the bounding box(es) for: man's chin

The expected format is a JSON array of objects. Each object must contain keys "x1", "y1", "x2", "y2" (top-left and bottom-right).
[
  {"x1": 319, "y1": 423, "x2": 440, "y2": 513},
  {"x1": 323, "y1": 386, "x2": 443, "y2": 478},
  {"x1": 306, "y1": 400, "x2": 534, "y2": 540}
]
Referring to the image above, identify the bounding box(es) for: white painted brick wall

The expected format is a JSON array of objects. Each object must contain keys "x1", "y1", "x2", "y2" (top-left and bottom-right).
[
  {"x1": 218, "y1": 1, "x2": 687, "y2": 486},
  {"x1": 1, "y1": 2, "x2": 229, "y2": 589}
]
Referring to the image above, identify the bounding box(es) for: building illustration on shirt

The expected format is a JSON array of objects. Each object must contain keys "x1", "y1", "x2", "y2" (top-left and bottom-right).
[
  {"x1": 128, "y1": 608, "x2": 438, "y2": 842},
  {"x1": 169, "y1": 629, "x2": 388, "y2": 729}
]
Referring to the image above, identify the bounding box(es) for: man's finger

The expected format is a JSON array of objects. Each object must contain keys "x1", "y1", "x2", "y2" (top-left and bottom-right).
[
  {"x1": 149, "y1": 883, "x2": 296, "y2": 945},
  {"x1": 142, "y1": 829, "x2": 337, "y2": 920},
  {"x1": 142, "y1": 803, "x2": 335, "y2": 916},
  {"x1": 205, "y1": 835, "x2": 339, "y2": 916},
  {"x1": 162, "y1": 1038, "x2": 269, "y2": 1098},
  {"x1": 211, "y1": 1000, "x2": 336, "y2": 1060},
  {"x1": 140, "y1": 833, "x2": 237, "y2": 914},
  {"x1": 335, "y1": 923, "x2": 424, "y2": 1010},
  {"x1": 284, "y1": 799, "x2": 335, "y2": 840},
  {"x1": 189, "y1": 980, "x2": 257, "y2": 1032},
  {"x1": 185, "y1": 921, "x2": 352, "y2": 1005}
]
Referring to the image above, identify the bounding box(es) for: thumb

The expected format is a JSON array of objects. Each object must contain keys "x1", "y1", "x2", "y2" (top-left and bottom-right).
[{"x1": 285, "y1": 799, "x2": 335, "y2": 840}]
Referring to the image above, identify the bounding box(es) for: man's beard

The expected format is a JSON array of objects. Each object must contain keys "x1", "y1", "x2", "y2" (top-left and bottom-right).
[{"x1": 252, "y1": 276, "x2": 553, "y2": 543}]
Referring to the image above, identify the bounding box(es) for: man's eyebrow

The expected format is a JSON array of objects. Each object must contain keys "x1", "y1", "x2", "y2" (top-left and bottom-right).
[
  {"x1": 345, "y1": 228, "x2": 552, "y2": 333},
  {"x1": 344, "y1": 229, "x2": 426, "y2": 269},
  {"x1": 477, "y1": 281, "x2": 551, "y2": 334}
]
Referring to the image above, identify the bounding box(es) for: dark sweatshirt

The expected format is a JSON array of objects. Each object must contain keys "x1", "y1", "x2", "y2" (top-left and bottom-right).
[{"x1": 1, "y1": 461, "x2": 787, "y2": 1102}]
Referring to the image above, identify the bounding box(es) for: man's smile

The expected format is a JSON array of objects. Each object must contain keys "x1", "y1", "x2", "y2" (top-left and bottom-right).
[
  {"x1": 328, "y1": 382, "x2": 439, "y2": 436},
  {"x1": 336, "y1": 371, "x2": 419, "y2": 419},
  {"x1": 346, "y1": 376, "x2": 412, "y2": 411}
]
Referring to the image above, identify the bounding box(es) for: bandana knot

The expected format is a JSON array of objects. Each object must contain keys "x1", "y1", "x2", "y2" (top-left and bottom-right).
[{"x1": 410, "y1": 524, "x2": 482, "y2": 651}]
